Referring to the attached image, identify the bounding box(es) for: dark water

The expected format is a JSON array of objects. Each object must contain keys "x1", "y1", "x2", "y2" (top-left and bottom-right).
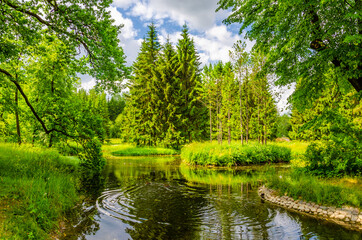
[{"x1": 64, "y1": 156, "x2": 361, "y2": 240}]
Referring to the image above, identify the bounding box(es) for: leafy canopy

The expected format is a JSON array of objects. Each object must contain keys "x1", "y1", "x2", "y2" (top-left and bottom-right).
[
  {"x1": 217, "y1": 0, "x2": 361, "y2": 94},
  {"x1": 0, "y1": 0, "x2": 129, "y2": 92}
]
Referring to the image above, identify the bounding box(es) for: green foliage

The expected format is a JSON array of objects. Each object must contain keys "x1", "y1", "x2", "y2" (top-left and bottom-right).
[
  {"x1": 107, "y1": 95, "x2": 125, "y2": 122},
  {"x1": 275, "y1": 114, "x2": 292, "y2": 138},
  {"x1": 217, "y1": 0, "x2": 361, "y2": 93},
  {"x1": 200, "y1": 53, "x2": 278, "y2": 144},
  {"x1": 55, "y1": 141, "x2": 81, "y2": 156},
  {"x1": 0, "y1": 1, "x2": 126, "y2": 182},
  {"x1": 125, "y1": 23, "x2": 161, "y2": 146},
  {"x1": 121, "y1": 24, "x2": 205, "y2": 147},
  {"x1": 79, "y1": 138, "x2": 105, "y2": 176},
  {"x1": 0, "y1": 143, "x2": 79, "y2": 239},
  {"x1": 303, "y1": 138, "x2": 361, "y2": 177},
  {"x1": 181, "y1": 142, "x2": 291, "y2": 166},
  {"x1": 1, "y1": 0, "x2": 129, "y2": 92},
  {"x1": 176, "y1": 24, "x2": 206, "y2": 143},
  {"x1": 267, "y1": 170, "x2": 362, "y2": 208}
]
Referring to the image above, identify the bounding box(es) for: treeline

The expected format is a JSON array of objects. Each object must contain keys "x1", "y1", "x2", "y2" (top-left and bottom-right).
[
  {"x1": 201, "y1": 43, "x2": 277, "y2": 145},
  {"x1": 111, "y1": 25, "x2": 278, "y2": 148}
]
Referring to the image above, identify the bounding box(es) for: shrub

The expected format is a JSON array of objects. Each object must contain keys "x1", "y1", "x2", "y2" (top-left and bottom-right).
[{"x1": 304, "y1": 141, "x2": 362, "y2": 177}]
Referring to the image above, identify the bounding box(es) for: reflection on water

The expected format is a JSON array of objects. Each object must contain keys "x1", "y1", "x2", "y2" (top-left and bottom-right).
[{"x1": 63, "y1": 156, "x2": 361, "y2": 240}]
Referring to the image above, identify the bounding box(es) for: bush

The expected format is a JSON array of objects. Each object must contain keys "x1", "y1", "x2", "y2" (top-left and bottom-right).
[
  {"x1": 181, "y1": 142, "x2": 291, "y2": 166},
  {"x1": 303, "y1": 141, "x2": 362, "y2": 177}
]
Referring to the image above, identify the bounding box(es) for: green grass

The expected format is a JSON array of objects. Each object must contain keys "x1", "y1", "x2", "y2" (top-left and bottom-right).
[
  {"x1": 273, "y1": 141, "x2": 311, "y2": 167},
  {"x1": 103, "y1": 142, "x2": 179, "y2": 157},
  {"x1": 0, "y1": 143, "x2": 80, "y2": 240},
  {"x1": 181, "y1": 141, "x2": 291, "y2": 166},
  {"x1": 266, "y1": 170, "x2": 362, "y2": 208}
]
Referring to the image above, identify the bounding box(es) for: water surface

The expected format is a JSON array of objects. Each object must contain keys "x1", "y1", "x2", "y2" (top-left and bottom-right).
[{"x1": 64, "y1": 156, "x2": 361, "y2": 240}]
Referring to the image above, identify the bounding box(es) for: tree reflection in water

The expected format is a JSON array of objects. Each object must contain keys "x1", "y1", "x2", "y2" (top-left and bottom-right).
[{"x1": 61, "y1": 157, "x2": 362, "y2": 240}]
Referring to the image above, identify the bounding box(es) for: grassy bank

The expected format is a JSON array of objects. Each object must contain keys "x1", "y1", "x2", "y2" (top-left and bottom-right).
[
  {"x1": 103, "y1": 142, "x2": 179, "y2": 157},
  {"x1": 181, "y1": 141, "x2": 291, "y2": 166},
  {"x1": 266, "y1": 170, "x2": 362, "y2": 208},
  {"x1": 0, "y1": 143, "x2": 80, "y2": 239}
]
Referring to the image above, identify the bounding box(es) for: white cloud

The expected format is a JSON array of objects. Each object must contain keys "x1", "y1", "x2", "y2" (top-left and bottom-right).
[
  {"x1": 157, "y1": 24, "x2": 253, "y2": 66},
  {"x1": 108, "y1": 7, "x2": 137, "y2": 39},
  {"x1": 111, "y1": 0, "x2": 134, "y2": 9},
  {"x1": 80, "y1": 77, "x2": 96, "y2": 91},
  {"x1": 108, "y1": 7, "x2": 142, "y2": 65},
  {"x1": 129, "y1": 0, "x2": 224, "y2": 31}
]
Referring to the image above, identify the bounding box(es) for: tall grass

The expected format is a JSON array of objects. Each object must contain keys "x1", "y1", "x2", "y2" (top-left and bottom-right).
[
  {"x1": 267, "y1": 170, "x2": 362, "y2": 208},
  {"x1": 0, "y1": 143, "x2": 80, "y2": 240},
  {"x1": 181, "y1": 142, "x2": 291, "y2": 166}
]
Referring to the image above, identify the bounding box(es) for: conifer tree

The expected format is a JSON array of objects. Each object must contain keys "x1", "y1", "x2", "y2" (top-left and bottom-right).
[
  {"x1": 128, "y1": 23, "x2": 160, "y2": 145},
  {"x1": 153, "y1": 38, "x2": 183, "y2": 148},
  {"x1": 176, "y1": 24, "x2": 205, "y2": 143}
]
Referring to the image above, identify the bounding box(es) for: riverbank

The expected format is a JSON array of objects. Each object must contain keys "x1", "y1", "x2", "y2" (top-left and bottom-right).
[
  {"x1": 0, "y1": 143, "x2": 80, "y2": 239},
  {"x1": 259, "y1": 186, "x2": 362, "y2": 231},
  {"x1": 181, "y1": 141, "x2": 291, "y2": 166},
  {"x1": 102, "y1": 141, "x2": 179, "y2": 157}
]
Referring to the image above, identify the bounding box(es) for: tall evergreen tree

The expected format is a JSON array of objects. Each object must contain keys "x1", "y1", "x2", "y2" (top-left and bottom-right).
[
  {"x1": 154, "y1": 38, "x2": 183, "y2": 148},
  {"x1": 128, "y1": 23, "x2": 160, "y2": 145},
  {"x1": 175, "y1": 24, "x2": 206, "y2": 143}
]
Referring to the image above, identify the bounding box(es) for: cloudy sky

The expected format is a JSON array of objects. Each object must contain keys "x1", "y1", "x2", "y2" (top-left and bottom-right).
[{"x1": 81, "y1": 0, "x2": 293, "y2": 113}]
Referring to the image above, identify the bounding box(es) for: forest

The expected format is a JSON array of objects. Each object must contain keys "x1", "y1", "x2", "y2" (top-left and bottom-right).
[{"x1": 0, "y1": 0, "x2": 361, "y2": 239}]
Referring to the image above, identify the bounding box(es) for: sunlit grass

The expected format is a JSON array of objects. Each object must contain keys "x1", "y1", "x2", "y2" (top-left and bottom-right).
[
  {"x1": 0, "y1": 143, "x2": 80, "y2": 240},
  {"x1": 267, "y1": 170, "x2": 362, "y2": 208},
  {"x1": 181, "y1": 141, "x2": 291, "y2": 166},
  {"x1": 102, "y1": 141, "x2": 179, "y2": 157}
]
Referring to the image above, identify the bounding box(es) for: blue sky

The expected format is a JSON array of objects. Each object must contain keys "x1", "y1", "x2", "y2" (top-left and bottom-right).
[
  {"x1": 81, "y1": 0, "x2": 293, "y2": 113},
  {"x1": 108, "y1": 0, "x2": 252, "y2": 66}
]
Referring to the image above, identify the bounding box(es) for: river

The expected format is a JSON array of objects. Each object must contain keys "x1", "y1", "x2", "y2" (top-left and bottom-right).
[{"x1": 62, "y1": 156, "x2": 361, "y2": 239}]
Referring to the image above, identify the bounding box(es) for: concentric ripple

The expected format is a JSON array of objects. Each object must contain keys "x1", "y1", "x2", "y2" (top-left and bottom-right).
[{"x1": 65, "y1": 157, "x2": 361, "y2": 240}]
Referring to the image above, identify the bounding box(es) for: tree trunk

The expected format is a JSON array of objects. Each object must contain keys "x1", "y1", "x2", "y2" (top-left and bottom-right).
[
  {"x1": 219, "y1": 101, "x2": 223, "y2": 145},
  {"x1": 239, "y1": 76, "x2": 243, "y2": 145},
  {"x1": 257, "y1": 101, "x2": 260, "y2": 143},
  {"x1": 217, "y1": 98, "x2": 220, "y2": 144},
  {"x1": 228, "y1": 108, "x2": 231, "y2": 145},
  {"x1": 245, "y1": 72, "x2": 249, "y2": 144},
  {"x1": 15, "y1": 87, "x2": 21, "y2": 145},
  {"x1": 209, "y1": 106, "x2": 212, "y2": 142},
  {"x1": 264, "y1": 100, "x2": 267, "y2": 145}
]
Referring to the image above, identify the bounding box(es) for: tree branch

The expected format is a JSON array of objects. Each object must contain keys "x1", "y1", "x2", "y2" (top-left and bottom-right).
[
  {"x1": 308, "y1": 7, "x2": 361, "y2": 92},
  {"x1": 0, "y1": 67, "x2": 84, "y2": 138},
  {"x1": 3, "y1": 0, "x2": 95, "y2": 61},
  {"x1": 0, "y1": 67, "x2": 51, "y2": 133}
]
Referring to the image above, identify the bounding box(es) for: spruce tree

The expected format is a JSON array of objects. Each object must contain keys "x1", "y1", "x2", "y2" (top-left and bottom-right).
[
  {"x1": 154, "y1": 38, "x2": 183, "y2": 148},
  {"x1": 128, "y1": 23, "x2": 160, "y2": 145},
  {"x1": 175, "y1": 24, "x2": 206, "y2": 143}
]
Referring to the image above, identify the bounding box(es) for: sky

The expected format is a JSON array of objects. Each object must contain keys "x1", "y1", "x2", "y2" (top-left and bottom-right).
[{"x1": 81, "y1": 0, "x2": 293, "y2": 114}]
